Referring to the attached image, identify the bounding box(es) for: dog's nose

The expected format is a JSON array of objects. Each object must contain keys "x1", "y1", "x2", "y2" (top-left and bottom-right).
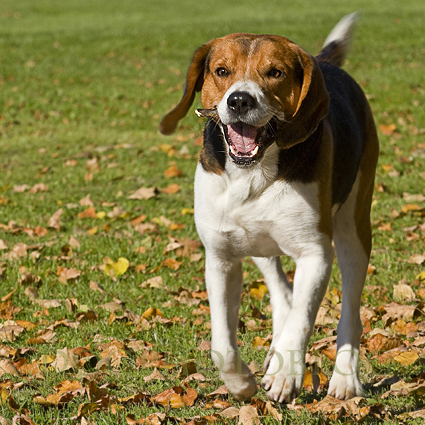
[{"x1": 227, "y1": 91, "x2": 256, "y2": 115}]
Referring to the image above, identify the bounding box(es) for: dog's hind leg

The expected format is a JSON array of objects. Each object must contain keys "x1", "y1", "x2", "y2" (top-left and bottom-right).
[
  {"x1": 205, "y1": 253, "x2": 257, "y2": 401},
  {"x1": 252, "y1": 256, "x2": 293, "y2": 370},
  {"x1": 328, "y1": 172, "x2": 373, "y2": 399}
]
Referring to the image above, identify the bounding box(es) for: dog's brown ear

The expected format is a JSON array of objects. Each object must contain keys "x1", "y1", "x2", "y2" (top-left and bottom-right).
[
  {"x1": 278, "y1": 48, "x2": 329, "y2": 148},
  {"x1": 159, "y1": 41, "x2": 215, "y2": 135}
]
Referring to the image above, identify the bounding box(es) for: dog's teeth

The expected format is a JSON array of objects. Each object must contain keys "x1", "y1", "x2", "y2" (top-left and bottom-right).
[{"x1": 251, "y1": 145, "x2": 259, "y2": 156}]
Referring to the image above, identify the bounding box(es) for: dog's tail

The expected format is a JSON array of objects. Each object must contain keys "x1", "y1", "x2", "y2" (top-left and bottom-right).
[{"x1": 316, "y1": 12, "x2": 358, "y2": 67}]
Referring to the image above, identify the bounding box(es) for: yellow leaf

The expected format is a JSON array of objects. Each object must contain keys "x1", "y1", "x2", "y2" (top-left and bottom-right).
[
  {"x1": 401, "y1": 203, "x2": 420, "y2": 213},
  {"x1": 181, "y1": 208, "x2": 194, "y2": 215},
  {"x1": 104, "y1": 257, "x2": 129, "y2": 277},
  {"x1": 394, "y1": 351, "x2": 419, "y2": 366},
  {"x1": 87, "y1": 226, "x2": 98, "y2": 235},
  {"x1": 249, "y1": 281, "x2": 268, "y2": 301},
  {"x1": 416, "y1": 271, "x2": 425, "y2": 282},
  {"x1": 96, "y1": 211, "x2": 106, "y2": 219}
]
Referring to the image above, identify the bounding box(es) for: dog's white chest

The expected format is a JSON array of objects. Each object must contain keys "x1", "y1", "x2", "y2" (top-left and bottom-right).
[{"x1": 194, "y1": 162, "x2": 323, "y2": 259}]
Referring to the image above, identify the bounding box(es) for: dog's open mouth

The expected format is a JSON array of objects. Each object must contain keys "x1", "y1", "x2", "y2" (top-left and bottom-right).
[{"x1": 222, "y1": 121, "x2": 276, "y2": 165}]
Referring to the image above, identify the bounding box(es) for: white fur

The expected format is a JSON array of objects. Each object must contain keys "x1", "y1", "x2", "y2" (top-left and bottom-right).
[
  {"x1": 217, "y1": 80, "x2": 273, "y2": 127},
  {"x1": 323, "y1": 12, "x2": 358, "y2": 49},
  {"x1": 195, "y1": 149, "x2": 336, "y2": 402}
]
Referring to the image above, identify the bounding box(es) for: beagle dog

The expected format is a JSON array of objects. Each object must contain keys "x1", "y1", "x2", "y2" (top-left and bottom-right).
[{"x1": 160, "y1": 13, "x2": 379, "y2": 403}]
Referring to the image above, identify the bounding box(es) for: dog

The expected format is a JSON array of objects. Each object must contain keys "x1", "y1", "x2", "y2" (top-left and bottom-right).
[{"x1": 160, "y1": 13, "x2": 379, "y2": 403}]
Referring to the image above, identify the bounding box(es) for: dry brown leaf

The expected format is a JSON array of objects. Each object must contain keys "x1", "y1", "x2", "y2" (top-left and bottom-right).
[
  {"x1": 52, "y1": 348, "x2": 78, "y2": 372},
  {"x1": 381, "y1": 302, "x2": 421, "y2": 321},
  {"x1": 78, "y1": 206, "x2": 96, "y2": 219},
  {"x1": 143, "y1": 368, "x2": 165, "y2": 382},
  {"x1": 162, "y1": 258, "x2": 181, "y2": 270},
  {"x1": 153, "y1": 388, "x2": 184, "y2": 408},
  {"x1": 162, "y1": 184, "x2": 180, "y2": 194},
  {"x1": 393, "y1": 282, "x2": 416, "y2": 300},
  {"x1": 163, "y1": 165, "x2": 183, "y2": 178},
  {"x1": 0, "y1": 359, "x2": 20, "y2": 377},
  {"x1": 48, "y1": 208, "x2": 63, "y2": 231},
  {"x1": 379, "y1": 123, "x2": 397, "y2": 135},
  {"x1": 183, "y1": 388, "x2": 198, "y2": 406},
  {"x1": 79, "y1": 194, "x2": 94, "y2": 206},
  {"x1": 30, "y1": 183, "x2": 48, "y2": 193},
  {"x1": 220, "y1": 407, "x2": 240, "y2": 418},
  {"x1": 238, "y1": 405, "x2": 260, "y2": 425},
  {"x1": 128, "y1": 187, "x2": 156, "y2": 200},
  {"x1": 408, "y1": 254, "x2": 425, "y2": 265},
  {"x1": 57, "y1": 266, "x2": 81, "y2": 284},
  {"x1": 207, "y1": 385, "x2": 229, "y2": 398},
  {"x1": 365, "y1": 330, "x2": 403, "y2": 353}
]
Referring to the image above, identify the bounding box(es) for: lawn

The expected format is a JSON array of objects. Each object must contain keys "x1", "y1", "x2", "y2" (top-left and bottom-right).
[{"x1": 0, "y1": 0, "x2": 424, "y2": 423}]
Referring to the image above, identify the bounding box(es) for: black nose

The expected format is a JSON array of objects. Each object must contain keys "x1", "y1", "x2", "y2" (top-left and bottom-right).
[{"x1": 227, "y1": 91, "x2": 256, "y2": 115}]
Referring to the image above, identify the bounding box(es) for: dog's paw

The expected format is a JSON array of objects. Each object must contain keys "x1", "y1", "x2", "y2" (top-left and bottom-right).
[
  {"x1": 221, "y1": 370, "x2": 257, "y2": 401},
  {"x1": 328, "y1": 346, "x2": 364, "y2": 399},
  {"x1": 328, "y1": 373, "x2": 364, "y2": 400},
  {"x1": 261, "y1": 351, "x2": 305, "y2": 403}
]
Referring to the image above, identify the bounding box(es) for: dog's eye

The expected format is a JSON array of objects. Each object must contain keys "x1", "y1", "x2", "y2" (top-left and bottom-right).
[
  {"x1": 215, "y1": 67, "x2": 229, "y2": 77},
  {"x1": 268, "y1": 69, "x2": 283, "y2": 78}
]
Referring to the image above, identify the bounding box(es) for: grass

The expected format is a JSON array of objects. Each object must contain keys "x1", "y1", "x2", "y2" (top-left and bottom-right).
[{"x1": 0, "y1": 0, "x2": 425, "y2": 423}]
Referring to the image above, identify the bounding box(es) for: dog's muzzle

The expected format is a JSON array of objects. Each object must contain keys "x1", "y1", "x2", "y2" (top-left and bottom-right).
[{"x1": 221, "y1": 91, "x2": 276, "y2": 166}]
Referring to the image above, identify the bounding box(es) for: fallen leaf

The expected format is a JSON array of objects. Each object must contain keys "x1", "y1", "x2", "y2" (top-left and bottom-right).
[
  {"x1": 164, "y1": 165, "x2": 183, "y2": 178},
  {"x1": 238, "y1": 405, "x2": 260, "y2": 425},
  {"x1": 140, "y1": 276, "x2": 163, "y2": 289},
  {"x1": 408, "y1": 254, "x2": 425, "y2": 265},
  {"x1": 30, "y1": 183, "x2": 48, "y2": 193},
  {"x1": 78, "y1": 206, "x2": 96, "y2": 219},
  {"x1": 379, "y1": 123, "x2": 397, "y2": 135},
  {"x1": 162, "y1": 184, "x2": 180, "y2": 194},
  {"x1": 365, "y1": 330, "x2": 403, "y2": 353},
  {"x1": 104, "y1": 258, "x2": 129, "y2": 277},
  {"x1": 0, "y1": 360, "x2": 20, "y2": 377},
  {"x1": 143, "y1": 368, "x2": 165, "y2": 382},
  {"x1": 249, "y1": 281, "x2": 268, "y2": 301},
  {"x1": 394, "y1": 351, "x2": 419, "y2": 366},
  {"x1": 153, "y1": 388, "x2": 184, "y2": 408},
  {"x1": 52, "y1": 348, "x2": 78, "y2": 372},
  {"x1": 57, "y1": 266, "x2": 81, "y2": 284},
  {"x1": 393, "y1": 282, "x2": 416, "y2": 300},
  {"x1": 79, "y1": 194, "x2": 94, "y2": 206},
  {"x1": 142, "y1": 308, "x2": 164, "y2": 319},
  {"x1": 162, "y1": 258, "x2": 181, "y2": 270},
  {"x1": 48, "y1": 208, "x2": 63, "y2": 231},
  {"x1": 183, "y1": 388, "x2": 197, "y2": 406},
  {"x1": 128, "y1": 187, "x2": 156, "y2": 200},
  {"x1": 401, "y1": 204, "x2": 421, "y2": 213},
  {"x1": 220, "y1": 407, "x2": 240, "y2": 418}
]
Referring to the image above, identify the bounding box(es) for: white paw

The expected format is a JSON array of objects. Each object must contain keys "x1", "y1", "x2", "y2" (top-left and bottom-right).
[
  {"x1": 261, "y1": 350, "x2": 305, "y2": 403},
  {"x1": 221, "y1": 370, "x2": 257, "y2": 401},
  {"x1": 328, "y1": 373, "x2": 364, "y2": 399},
  {"x1": 328, "y1": 346, "x2": 364, "y2": 399}
]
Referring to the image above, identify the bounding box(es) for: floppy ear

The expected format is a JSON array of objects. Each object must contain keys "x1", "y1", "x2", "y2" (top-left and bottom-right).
[
  {"x1": 277, "y1": 48, "x2": 329, "y2": 148},
  {"x1": 159, "y1": 41, "x2": 215, "y2": 135}
]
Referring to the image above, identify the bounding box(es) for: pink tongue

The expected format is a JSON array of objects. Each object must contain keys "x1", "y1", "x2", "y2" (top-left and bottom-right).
[{"x1": 227, "y1": 124, "x2": 258, "y2": 153}]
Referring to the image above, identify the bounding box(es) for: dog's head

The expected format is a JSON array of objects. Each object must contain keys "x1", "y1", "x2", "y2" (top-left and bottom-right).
[{"x1": 160, "y1": 33, "x2": 329, "y2": 166}]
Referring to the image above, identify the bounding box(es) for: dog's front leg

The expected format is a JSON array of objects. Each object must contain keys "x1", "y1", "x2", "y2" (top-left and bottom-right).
[
  {"x1": 261, "y1": 246, "x2": 333, "y2": 403},
  {"x1": 205, "y1": 253, "x2": 257, "y2": 401},
  {"x1": 252, "y1": 257, "x2": 293, "y2": 371}
]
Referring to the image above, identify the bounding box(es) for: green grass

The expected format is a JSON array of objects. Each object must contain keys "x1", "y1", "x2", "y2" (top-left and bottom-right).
[{"x1": 0, "y1": 0, "x2": 425, "y2": 423}]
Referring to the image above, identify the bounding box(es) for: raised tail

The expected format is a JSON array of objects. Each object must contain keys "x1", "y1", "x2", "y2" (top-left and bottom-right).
[{"x1": 316, "y1": 12, "x2": 358, "y2": 67}]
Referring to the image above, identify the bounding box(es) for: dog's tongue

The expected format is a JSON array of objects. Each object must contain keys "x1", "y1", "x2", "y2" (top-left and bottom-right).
[{"x1": 227, "y1": 123, "x2": 258, "y2": 153}]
